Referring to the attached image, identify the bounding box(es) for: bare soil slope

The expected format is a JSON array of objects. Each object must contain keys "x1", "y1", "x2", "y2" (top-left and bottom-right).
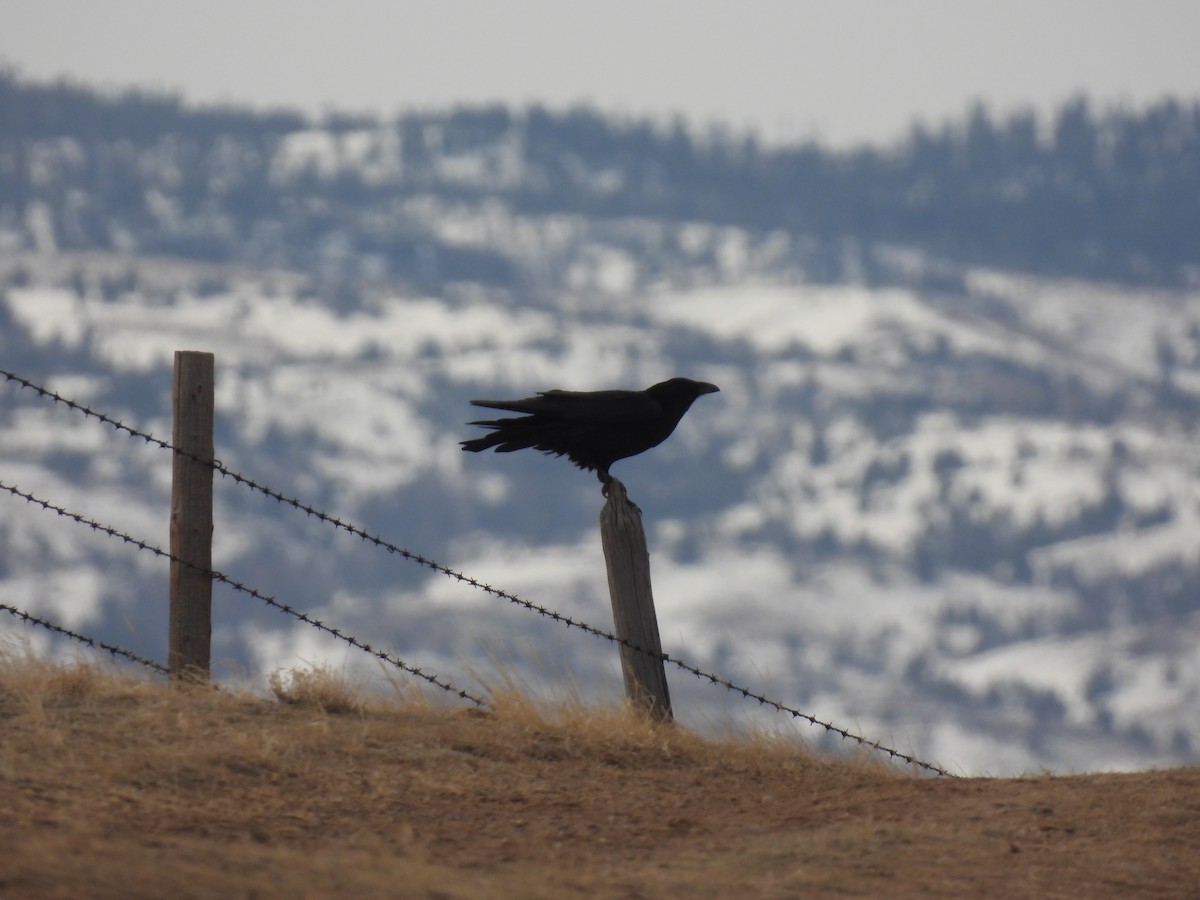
[{"x1": 1, "y1": 659, "x2": 1196, "y2": 898}]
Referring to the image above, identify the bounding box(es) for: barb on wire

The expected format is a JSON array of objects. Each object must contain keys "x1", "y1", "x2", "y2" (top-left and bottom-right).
[
  {"x1": 3, "y1": 367, "x2": 954, "y2": 775},
  {"x1": 0, "y1": 479, "x2": 488, "y2": 709},
  {"x1": 1, "y1": 602, "x2": 168, "y2": 674}
]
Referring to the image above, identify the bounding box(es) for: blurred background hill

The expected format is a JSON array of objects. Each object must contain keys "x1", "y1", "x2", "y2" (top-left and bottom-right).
[{"x1": 2, "y1": 33, "x2": 1199, "y2": 777}]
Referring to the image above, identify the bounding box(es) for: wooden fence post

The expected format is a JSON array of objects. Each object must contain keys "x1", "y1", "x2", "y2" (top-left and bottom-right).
[
  {"x1": 599, "y1": 477, "x2": 673, "y2": 721},
  {"x1": 169, "y1": 350, "x2": 214, "y2": 681}
]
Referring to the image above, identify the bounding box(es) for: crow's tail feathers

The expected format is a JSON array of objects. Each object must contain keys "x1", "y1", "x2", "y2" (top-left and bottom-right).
[
  {"x1": 460, "y1": 431, "x2": 506, "y2": 453},
  {"x1": 460, "y1": 416, "x2": 546, "y2": 454}
]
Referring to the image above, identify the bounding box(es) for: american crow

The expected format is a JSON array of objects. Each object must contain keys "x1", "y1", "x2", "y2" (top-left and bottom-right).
[{"x1": 461, "y1": 377, "x2": 719, "y2": 488}]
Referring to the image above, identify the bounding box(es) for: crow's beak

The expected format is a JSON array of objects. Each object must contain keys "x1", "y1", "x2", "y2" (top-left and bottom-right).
[{"x1": 699, "y1": 382, "x2": 720, "y2": 395}]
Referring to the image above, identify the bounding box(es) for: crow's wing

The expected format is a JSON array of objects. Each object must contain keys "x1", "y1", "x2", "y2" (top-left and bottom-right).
[{"x1": 468, "y1": 389, "x2": 662, "y2": 423}]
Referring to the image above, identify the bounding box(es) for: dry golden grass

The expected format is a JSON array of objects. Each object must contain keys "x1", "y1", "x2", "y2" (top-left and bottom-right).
[{"x1": 2, "y1": 653, "x2": 1198, "y2": 899}]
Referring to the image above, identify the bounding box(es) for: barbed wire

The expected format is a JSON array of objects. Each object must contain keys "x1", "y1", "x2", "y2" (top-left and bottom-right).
[
  {"x1": 2, "y1": 367, "x2": 953, "y2": 776},
  {"x1": 0, "y1": 479, "x2": 488, "y2": 709},
  {"x1": 1, "y1": 601, "x2": 169, "y2": 674}
]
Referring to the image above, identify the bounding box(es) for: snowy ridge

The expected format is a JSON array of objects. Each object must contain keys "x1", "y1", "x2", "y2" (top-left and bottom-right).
[{"x1": 4, "y1": 232, "x2": 1199, "y2": 777}]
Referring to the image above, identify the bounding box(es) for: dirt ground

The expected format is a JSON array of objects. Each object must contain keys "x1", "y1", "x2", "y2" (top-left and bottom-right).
[{"x1": 1, "y1": 660, "x2": 1197, "y2": 898}]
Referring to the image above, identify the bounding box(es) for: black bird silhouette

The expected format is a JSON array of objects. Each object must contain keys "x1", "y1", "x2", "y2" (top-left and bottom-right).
[{"x1": 461, "y1": 377, "x2": 720, "y2": 489}]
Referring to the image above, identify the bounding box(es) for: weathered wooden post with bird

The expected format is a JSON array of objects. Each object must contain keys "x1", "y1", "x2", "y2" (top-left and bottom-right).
[{"x1": 462, "y1": 377, "x2": 720, "y2": 720}]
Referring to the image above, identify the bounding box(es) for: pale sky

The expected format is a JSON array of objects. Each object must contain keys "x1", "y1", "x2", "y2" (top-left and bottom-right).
[{"x1": 2, "y1": 0, "x2": 1199, "y2": 147}]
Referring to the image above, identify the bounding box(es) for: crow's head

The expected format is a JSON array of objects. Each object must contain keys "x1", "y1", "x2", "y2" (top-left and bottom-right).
[{"x1": 645, "y1": 378, "x2": 720, "y2": 415}]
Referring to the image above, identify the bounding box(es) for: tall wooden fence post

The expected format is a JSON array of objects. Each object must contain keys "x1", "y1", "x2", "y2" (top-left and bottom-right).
[
  {"x1": 599, "y1": 477, "x2": 673, "y2": 721},
  {"x1": 169, "y1": 350, "x2": 214, "y2": 681}
]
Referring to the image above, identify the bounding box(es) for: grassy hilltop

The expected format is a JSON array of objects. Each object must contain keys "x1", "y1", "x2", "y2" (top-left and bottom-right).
[{"x1": 1, "y1": 655, "x2": 1197, "y2": 898}]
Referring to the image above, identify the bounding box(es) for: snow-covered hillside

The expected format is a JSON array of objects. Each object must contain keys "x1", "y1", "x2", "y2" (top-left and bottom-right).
[
  {"x1": 3, "y1": 75, "x2": 1200, "y2": 774},
  {"x1": 3, "y1": 232, "x2": 1199, "y2": 776}
]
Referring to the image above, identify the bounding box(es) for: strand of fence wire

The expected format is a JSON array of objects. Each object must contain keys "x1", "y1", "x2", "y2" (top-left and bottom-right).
[
  {"x1": 0, "y1": 480, "x2": 488, "y2": 709},
  {"x1": 2, "y1": 368, "x2": 181, "y2": 451},
  {"x1": 2, "y1": 368, "x2": 953, "y2": 776},
  {"x1": 1, "y1": 601, "x2": 169, "y2": 674}
]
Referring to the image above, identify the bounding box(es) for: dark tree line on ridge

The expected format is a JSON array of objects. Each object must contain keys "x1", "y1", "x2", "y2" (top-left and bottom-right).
[{"x1": 1, "y1": 68, "x2": 1197, "y2": 285}]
